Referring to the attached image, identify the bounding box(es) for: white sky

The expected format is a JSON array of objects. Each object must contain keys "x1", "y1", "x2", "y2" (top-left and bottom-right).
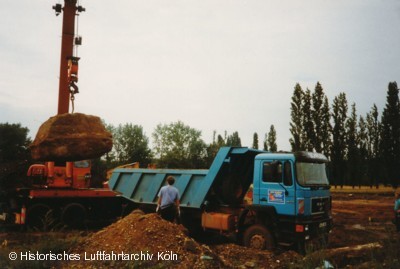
[{"x1": 1, "y1": 0, "x2": 399, "y2": 151}]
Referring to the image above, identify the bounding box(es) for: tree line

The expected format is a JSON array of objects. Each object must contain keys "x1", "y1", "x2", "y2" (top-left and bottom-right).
[
  {"x1": 101, "y1": 122, "x2": 276, "y2": 172},
  {"x1": 1, "y1": 81, "x2": 399, "y2": 187},
  {"x1": 288, "y1": 81, "x2": 400, "y2": 188}
]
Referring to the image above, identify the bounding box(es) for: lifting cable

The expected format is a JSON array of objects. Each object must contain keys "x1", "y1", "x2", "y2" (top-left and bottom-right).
[{"x1": 69, "y1": 0, "x2": 83, "y2": 113}]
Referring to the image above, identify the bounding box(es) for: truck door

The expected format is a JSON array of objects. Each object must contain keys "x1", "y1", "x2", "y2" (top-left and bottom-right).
[{"x1": 258, "y1": 160, "x2": 295, "y2": 216}]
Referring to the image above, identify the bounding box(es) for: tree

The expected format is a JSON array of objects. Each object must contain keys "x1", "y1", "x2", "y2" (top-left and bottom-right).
[
  {"x1": 226, "y1": 131, "x2": 242, "y2": 147},
  {"x1": 366, "y1": 104, "x2": 380, "y2": 187},
  {"x1": 358, "y1": 115, "x2": 369, "y2": 186},
  {"x1": 346, "y1": 103, "x2": 359, "y2": 187},
  {"x1": 321, "y1": 96, "x2": 332, "y2": 157},
  {"x1": 98, "y1": 123, "x2": 153, "y2": 183},
  {"x1": 302, "y1": 89, "x2": 315, "y2": 152},
  {"x1": 263, "y1": 133, "x2": 268, "y2": 151},
  {"x1": 267, "y1": 125, "x2": 277, "y2": 152},
  {"x1": 331, "y1": 93, "x2": 348, "y2": 187},
  {"x1": 205, "y1": 131, "x2": 226, "y2": 166},
  {"x1": 289, "y1": 83, "x2": 304, "y2": 151},
  {"x1": 0, "y1": 123, "x2": 31, "y2": 163},
  {"x1": 0, "y1": 123, "x2": 31, "y2": 189},
  {"x1": 112, "y1": 123, "x2": 152, "y2": 166},
  {"x1": 380, "y1": 81, "x2": 400, "y2": 187},
  {"x1": 152, "y1": 121, "x2": 207, "y2": 168},
  {"x1": 312, "y1": 82, "x2": 325, "y2": 152},
  {"x1": 252, "y1": 133, "x2": 259, "y2": 149}
]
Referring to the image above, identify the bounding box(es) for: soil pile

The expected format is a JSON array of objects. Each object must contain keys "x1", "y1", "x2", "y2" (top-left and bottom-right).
[
  {"x1": 68, "y1": 210, "x2": 293, "y2": 268},
  {"x1": 30, "y1": 113, "x2": 112, "y2": 161},
  {"x1": 70, "y1": 210, "x2": 223, "y2": 268}
]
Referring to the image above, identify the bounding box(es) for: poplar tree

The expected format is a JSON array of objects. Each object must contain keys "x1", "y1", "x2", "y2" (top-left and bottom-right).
[
  {"x1": 302, "y1": 89, "x2": 315, "y2": 151},
  {"x1": 267, "y1": 125, "x2": 277, "y2": 152},
  {"x1": 358, "y1": 115, "x2": 369, "y2": 186},
  {"x1": 263, "y1": 133, "x2": 269, "y2": 151},
  {"x1": 331, "y1": 93, "x2": 348, "y2": 187},
  {"x1": 380, "y1": 82, "x2": 400, "y2": 187},
  {"x1": 312, "y1": 82, "x2": 325, "y2": 152},
  {"x1": 321, "y1": 96, "x2": 332, "y2": 157},
  {"x1": 252, "y1": 132, "x2": 259, "y2": 149},
  {"x1": 346, "y1": 103, "x2": 359, "y2": 187},
  {"x1": 289, "y1": 83, "x2": 304, "y2": 151},
  {"x1": 226, "y1": 131, "x2": 242, "y2": 147},
  {"x1": 366, "y1": 104, "x2": 380, "y2": 187}
]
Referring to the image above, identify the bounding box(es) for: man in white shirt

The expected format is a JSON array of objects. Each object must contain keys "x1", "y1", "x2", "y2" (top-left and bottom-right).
[{"x1": 157, "y1": 176, "x2": 180, "y2": 222}]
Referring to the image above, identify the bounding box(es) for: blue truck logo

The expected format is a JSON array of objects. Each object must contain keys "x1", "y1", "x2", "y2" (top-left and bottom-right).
[{"x1": 268, "y1": 190, "x2": 285, "y2": 204}]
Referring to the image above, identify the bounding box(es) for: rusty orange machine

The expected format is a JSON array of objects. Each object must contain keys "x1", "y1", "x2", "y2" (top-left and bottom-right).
[
  {"x1": 28, "y1": 161, "x2": 91, "y2": 189},
  {"x1": 16, "y1": 160, "x2": 126, "y2": 228}
]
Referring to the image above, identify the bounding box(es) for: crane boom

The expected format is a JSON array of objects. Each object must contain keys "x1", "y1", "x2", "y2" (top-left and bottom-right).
[
  {"x1": 55, "y1": 0, "x2": 83, "y2": 114},
  {"x1": 30, "y1": 2, "x2": 112, "y2": 162}
]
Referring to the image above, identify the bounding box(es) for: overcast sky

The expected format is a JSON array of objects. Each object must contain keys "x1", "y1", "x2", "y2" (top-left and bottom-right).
[{"x1": 1, "y1": 0, "x2": 399, "y2": 151}]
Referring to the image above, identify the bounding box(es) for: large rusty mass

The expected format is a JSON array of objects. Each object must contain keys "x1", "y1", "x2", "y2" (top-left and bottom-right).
[{"x1": 30, "y1": 113, "x2": 112, "y2": 161}]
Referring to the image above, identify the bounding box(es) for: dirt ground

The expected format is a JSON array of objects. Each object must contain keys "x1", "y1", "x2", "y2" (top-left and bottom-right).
[
  {"x1": 329, "y1": 192, "x2": 396, "y2": 248},
  {"x1": 1, "y1": 191, "x2": 399, "y2": 268}
]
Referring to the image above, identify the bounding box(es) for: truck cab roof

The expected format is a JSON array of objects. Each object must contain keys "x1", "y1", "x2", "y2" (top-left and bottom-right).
[{"x1": 255, "y1": 151, "x2": 329, "y2": 163}]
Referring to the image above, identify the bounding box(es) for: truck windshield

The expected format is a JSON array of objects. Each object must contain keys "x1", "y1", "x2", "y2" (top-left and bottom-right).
[{"x1": 296, "y1": 162, "x2": 329, "y2": 186}]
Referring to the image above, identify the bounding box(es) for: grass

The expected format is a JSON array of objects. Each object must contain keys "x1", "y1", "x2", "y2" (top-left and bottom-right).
[
  {"x1": 0, "y1": 232, "x2": 81, "y2": 269},
  {"x1": 330, "y1": 185, "x2": 395, "y2": 194}
]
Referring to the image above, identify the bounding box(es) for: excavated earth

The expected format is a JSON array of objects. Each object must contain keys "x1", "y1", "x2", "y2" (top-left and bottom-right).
[
  {"x1": 66, "y1": 210, "x2": 299, "y2": 269},
  {"x1": 64, "y1": 192, "x2": 400, "y2": 268},
  {"x1": 1, "y1": 192, "x2": 399, "y2": 268},
  {"x1": 62, "y1": 193, "x2": 399, "y2": 268},
  {"x1": 30, "y1": 113, "x2": 113, "y2": 162}
]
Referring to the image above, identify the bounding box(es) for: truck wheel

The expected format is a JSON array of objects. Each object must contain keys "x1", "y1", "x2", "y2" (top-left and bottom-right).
[
  {"x1": 243, "y1": 224, "x2": 274, "y2": 250},
  {"x1": 26, "y1": 203, "x2": 52, "y2": 229},
  {"x1": 61, "y1": 203, "x2": 87, "y2": 228}
]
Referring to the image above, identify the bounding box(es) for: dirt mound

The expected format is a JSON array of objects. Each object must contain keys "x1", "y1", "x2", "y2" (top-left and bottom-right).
[
  {"x1": 30, "y1": 113, "x2": 112, "y2": 161},
  {"x1": 69, "y1": 210, "x2": 223, "y2": 268},
  {"x1": 67, "y1": 210, "x2": 296, "y2": 268}
]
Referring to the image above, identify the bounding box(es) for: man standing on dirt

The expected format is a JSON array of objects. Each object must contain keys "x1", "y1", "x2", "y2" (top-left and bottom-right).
[{"x1": 157, "y1": 176, "x2": 180, "y2": 222}]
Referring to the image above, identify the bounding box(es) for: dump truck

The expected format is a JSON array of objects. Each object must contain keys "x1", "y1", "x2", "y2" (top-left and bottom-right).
[{"x1": 108, "y1": 147, "x2": 332, "y2": 251}]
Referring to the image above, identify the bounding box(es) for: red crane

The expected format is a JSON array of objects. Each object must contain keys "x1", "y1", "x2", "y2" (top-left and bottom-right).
[{"x1": 53, "y1": 0, "x2": 85, "y2": 114}]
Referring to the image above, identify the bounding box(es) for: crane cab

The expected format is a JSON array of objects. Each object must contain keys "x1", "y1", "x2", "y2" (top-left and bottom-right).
[{"x1": 27, "y1": 160, "x2": 91, "y2": 189}]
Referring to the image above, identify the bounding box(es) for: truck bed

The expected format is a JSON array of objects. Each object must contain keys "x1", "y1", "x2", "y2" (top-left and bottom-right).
[{"x1": 108, "y1": 147, "x2": 264, "y2": 209}]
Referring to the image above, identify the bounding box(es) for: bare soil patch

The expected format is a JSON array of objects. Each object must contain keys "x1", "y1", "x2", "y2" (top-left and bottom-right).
[
  {"x1": 329, "y1": 192, "x2": 396, "y2": 248},
  {"x1": 1, "y1": 191, "x2": 399, "y2": 268}
]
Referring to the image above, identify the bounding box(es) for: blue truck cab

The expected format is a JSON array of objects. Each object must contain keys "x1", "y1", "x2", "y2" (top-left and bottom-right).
[
  {"x1": 108, "y1": 147, "x2": 332, "y2": 252},
  {"x1": 250, "y1": 151, "x2": 332, "y2": 250}
]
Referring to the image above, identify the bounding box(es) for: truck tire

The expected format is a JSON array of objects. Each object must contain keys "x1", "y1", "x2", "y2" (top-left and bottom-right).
[
  {"x1": 243, "y1": 224, "x2": 274, "y2": 250},
  {"x1": 61, "y1": 203, "x2": 87, "y2": 228},
  {"x1": 26, "y1": 203, "x2": 52, "y2": 229}
]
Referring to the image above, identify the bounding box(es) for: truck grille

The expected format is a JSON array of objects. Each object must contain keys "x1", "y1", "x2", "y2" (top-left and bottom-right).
[{"x1": 311, "y1": 197, "x2": 330, "y2": 215}]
